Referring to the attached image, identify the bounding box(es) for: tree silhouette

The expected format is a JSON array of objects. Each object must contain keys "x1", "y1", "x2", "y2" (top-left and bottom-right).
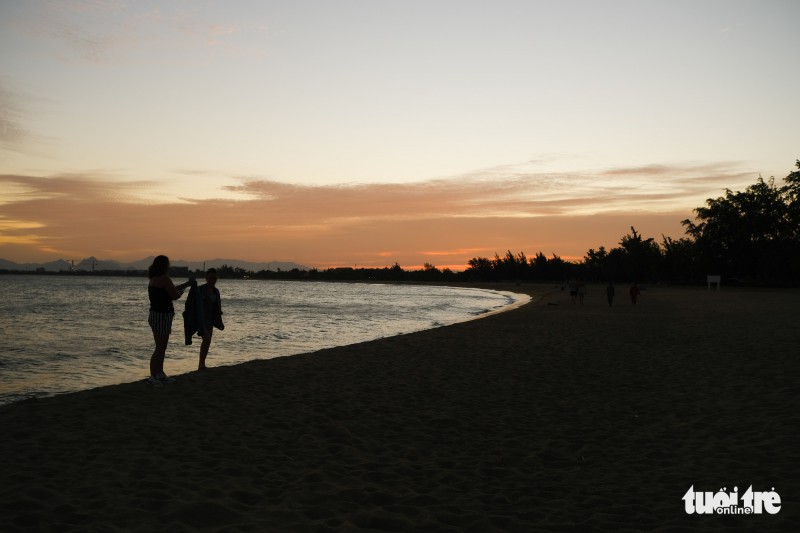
[
  {"x1": 682, "y1": 171, "x2": 798, "y2": 280},
  {"x1": 618, "y1": 227, "x2": 662, "y2": 282},
  {"x1": 661, "y1": 236, "x2": 696, "y2": 282},
  {"x1": 583, "y1": 246, "x2": 608, "y2": 281},
  {"x1": 783, "y1": 160, "x2": 800, "y2": 240}
]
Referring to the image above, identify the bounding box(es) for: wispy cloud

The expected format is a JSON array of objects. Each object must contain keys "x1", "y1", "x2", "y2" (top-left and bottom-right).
[
  {"x1": 0, "y1": 81, "x2": 35, "y2": 151},
  {"x1": 222, "y1": 161, "x2": 755, "y2": 221},
  {"x1": 0, "y1": 79, "x2": 56, "y2": 157},
  {"x1": 5, "y1": 1, "x2": 266, "y2": 65}
]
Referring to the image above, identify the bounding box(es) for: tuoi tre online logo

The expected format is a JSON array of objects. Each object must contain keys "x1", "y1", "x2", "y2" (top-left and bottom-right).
[{"x1": 683, "y1": 485, "x2": 781, "y2": 515}]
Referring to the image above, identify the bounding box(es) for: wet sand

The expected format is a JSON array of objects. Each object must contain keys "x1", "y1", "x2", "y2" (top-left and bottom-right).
[{"x1": 1, "y1": 284, "x2": 797, "y2": 531}]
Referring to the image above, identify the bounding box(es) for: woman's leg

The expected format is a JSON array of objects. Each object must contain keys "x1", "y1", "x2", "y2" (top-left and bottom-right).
[{"x1": 151, "y1": 334, "x2": 169, "y2": 376}]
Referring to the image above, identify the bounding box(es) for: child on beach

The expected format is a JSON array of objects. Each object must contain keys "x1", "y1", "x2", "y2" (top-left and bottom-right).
[
  {"x1": 184, "y1": 268, "x2": 224, "y2": 370},
  {"x1": 197, "y1": 269, "x2": 224, "y2": 370}
]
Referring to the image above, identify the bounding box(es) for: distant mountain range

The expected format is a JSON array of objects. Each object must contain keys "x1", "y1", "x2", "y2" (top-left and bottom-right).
[{"x1": 0, "y1": 256, "x2": 310, "y2": 273}]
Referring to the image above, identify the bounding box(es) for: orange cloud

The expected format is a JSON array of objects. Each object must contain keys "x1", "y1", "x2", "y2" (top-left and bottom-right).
[{"x1": 0, "y1": 162, "x2": 754, "y2": 268}]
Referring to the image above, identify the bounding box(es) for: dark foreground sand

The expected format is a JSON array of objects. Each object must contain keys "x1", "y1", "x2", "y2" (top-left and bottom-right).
[{"x1": 1, "y1": 284, "x2": 797, "y2": 532}]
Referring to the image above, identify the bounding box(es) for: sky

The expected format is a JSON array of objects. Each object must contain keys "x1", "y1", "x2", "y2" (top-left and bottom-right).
[{"x1": 1, "y1": 0, "x2": 798, "y2": 270}]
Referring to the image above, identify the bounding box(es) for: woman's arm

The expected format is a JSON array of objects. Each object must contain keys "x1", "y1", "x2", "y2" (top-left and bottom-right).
[{"x1": 161, "y1": 276, "x2": 193, "y2": 300}]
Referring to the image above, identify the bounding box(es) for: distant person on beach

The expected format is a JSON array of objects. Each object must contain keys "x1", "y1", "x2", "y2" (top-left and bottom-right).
[
  {"x1": 147, "y1": 255, "x2": 194, "y2": 386},
  {"x1": 605, "y1": 282, "x2": 615, "y2": 307},
  {"x1": 629, "y1": 283, "x2": 641, "y2": 305},
  {"x1": 184, "y1": 268, "x2": 224, "y2": 370},
  {"x1": 577, "y1": 278, "x2": 587, "y2": 305},
  {"x1": 568, "y1": 278, "x2": 578, "y2": 304}
]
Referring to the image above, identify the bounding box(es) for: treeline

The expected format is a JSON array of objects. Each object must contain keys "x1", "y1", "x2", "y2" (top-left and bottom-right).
[
  {"x1": 461, "y1": 229, "x2": 683, "y2": 283},
  {"x1": 213, "y1": 160, "x2": 800, "y2": 286},
  {"x1": 10, "y1": 161, "x2": 796, "y2": 286},
  {"x1": 462, "y1": 160, "x2": 800, "y2": 285},
  {"x1": 212, "y1": 262, "x2": 462, "y2": 283},
  {"x1": 464, "y1": 161, "x2": 800, "y2": 285}
]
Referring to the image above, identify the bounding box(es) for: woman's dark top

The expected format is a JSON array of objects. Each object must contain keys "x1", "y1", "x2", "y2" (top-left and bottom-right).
[{"x1": 149, "y1": 285, "x2": 174, "y2": 313}]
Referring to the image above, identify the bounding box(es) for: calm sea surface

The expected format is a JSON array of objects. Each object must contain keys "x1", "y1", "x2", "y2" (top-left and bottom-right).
[{"x1": 0, "y1": 276, "x2": 525, "y2": 406}]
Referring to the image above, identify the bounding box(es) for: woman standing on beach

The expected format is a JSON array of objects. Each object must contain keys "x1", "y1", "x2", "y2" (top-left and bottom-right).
[{"x1": 147, "y1": 255, "x2": 194, "y2": 386}]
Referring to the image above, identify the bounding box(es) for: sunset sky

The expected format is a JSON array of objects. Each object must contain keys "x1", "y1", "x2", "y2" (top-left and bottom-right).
[{"x1": 1, "y1": 1, "x2": 798, "y2": 270}]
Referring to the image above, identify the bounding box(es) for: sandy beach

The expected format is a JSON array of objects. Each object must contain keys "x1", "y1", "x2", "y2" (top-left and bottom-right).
[{"x1": 1, "y1": 284, "x2": 797, "y2": 532}]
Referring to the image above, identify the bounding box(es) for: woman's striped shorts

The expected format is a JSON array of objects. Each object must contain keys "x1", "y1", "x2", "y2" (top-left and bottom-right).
[{"x1": 148, "y1": 311, "x2": 174, "y2": 337}]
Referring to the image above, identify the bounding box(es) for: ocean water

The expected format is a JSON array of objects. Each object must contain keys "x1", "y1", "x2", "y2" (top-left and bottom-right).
[{"x1": 0, "y1": 276, "x2": 525, "y2": 406}]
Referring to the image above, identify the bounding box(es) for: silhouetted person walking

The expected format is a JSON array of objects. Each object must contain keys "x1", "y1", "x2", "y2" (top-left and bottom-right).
[
  {"x1": 577, "y1": 278, "x2": 587, "y2": 305},
  {"x1": 605, "y1": 282, "x2": 615, "y2": 307},
  {"x1": 629, "y1": 283, "x2": 641, "y2": 305}
]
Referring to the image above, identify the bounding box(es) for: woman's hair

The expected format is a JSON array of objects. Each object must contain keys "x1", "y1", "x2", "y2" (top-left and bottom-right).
[{"x1": 148, "y1": 255, "x2": 170, "y2": 279}]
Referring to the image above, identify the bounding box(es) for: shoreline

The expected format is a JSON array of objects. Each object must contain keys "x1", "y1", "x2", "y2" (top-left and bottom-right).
[
  {"x1": 1, "y1": 284, "x2": 797, "y2": 531},
  {"x1": 0, "y1": 280, "x2": 528, "y2": 405}
]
